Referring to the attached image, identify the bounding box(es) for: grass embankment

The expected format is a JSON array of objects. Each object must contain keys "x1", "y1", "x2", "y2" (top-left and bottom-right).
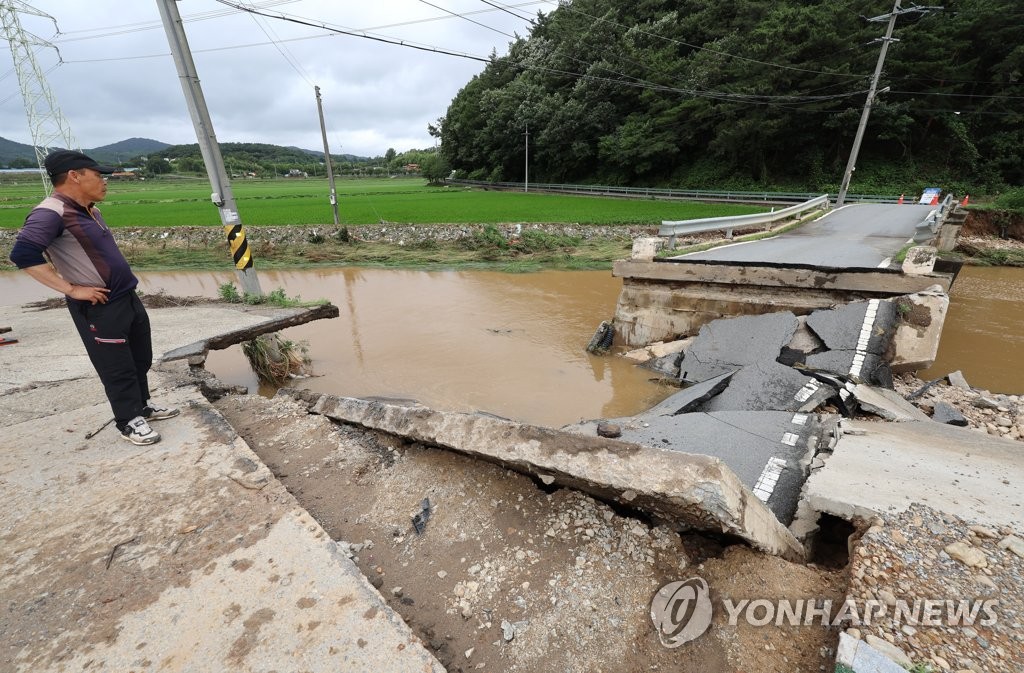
[
  {"x1": 118, "y1": 226, "x2": 635, "y2": 273},
  {"x1": 1, "y1": 177, "x2": 763, "y2": 271}
]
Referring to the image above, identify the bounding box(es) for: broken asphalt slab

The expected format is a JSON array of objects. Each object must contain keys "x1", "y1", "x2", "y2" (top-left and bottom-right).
[
  {"x1": 697, "y1": 362, "x2": 836, "y2": 413},
  {"x1": 673, "y1": 311, "x2": 838, "y2": 413},
  {"x1": 805, "y1": 299, "x2": 896, "y2": 356},
  {"x1": 679, "y1": 311, "x2": 798, "y2": 383},
  {"x1": 572, "y1": 410, "x2": 837, "y2": 525},
  {"x1": 310, "y1": 394, "x2": 808, "y2": 561},
  {"x1": 804, "y1": 420, "x2": 1024, "y2": 530},
  {"x1": 641, "y1": 370, "x2": 737, "y2": 415}
]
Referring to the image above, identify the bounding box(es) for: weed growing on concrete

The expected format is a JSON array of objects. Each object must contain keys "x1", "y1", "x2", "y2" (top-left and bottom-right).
[
  {"x1": 218, "y1": 282, "x2": 242, "y2": 302},
  {"x1": 217, "y1": 283, "x2": 327, "y2": 307},
  {"x1": 241, "y1": 333, "x2": 311, "y2": 385}
]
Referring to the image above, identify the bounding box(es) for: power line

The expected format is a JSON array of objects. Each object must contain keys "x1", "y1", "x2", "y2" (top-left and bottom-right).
[
  {"x1": 418, "y1": 0, "x2": 516, "y2": 39},
  {"x1": 211, "y1": 1, "x2": 868, "y2": 108},
  {"x1": 240, "y1": 0, "x2": 314, "y2": 86}
]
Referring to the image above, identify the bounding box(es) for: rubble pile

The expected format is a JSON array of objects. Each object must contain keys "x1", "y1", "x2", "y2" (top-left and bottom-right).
[
  {"x1": 600, "y1": 289, "x2": 950, "y2": 525},
  {"x1": 845, "y1": 505, "x2": 1024, "y2": 672},
  {"x1": 894, "y1": 373, "x2": 1023, "y2": 442}
]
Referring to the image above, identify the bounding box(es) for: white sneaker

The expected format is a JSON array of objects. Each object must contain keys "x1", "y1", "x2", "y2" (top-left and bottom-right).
[
  {"x1": 143, "y1": 402, "x2": 180, "y2": 421},
  {"x1": 120, "y1": 416, "x2": 161, "y2": 445}
]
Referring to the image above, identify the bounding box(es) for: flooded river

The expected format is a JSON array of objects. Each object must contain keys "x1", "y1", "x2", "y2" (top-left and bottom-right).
[
  {"x1": 3, "y1": 265, "x2": 1022, "y2": 424},
  {"x1": 920, "y1": 266, "x2": 1024, "y2": 394}
]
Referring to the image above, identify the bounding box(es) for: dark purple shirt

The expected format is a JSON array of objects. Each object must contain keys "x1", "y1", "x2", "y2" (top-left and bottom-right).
[{"x1": 9, "y1": 193, "x2": 138, "y2": 301}]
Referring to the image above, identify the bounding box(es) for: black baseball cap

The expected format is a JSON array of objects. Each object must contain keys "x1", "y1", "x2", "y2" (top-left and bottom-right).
[{"x1": 44, "y1": 150, "x2": 116, "y2": 177}]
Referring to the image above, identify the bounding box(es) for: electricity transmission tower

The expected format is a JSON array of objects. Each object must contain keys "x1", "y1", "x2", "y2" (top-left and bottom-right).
[{"x1": 1, "y1": 1, "x2": 77, "y2": 193}]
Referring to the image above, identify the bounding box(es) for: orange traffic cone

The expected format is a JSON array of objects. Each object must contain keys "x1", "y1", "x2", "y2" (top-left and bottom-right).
[
  {"x1": 897, "y1": 194, "x2": 904, "y2": 204},
  {"x1": 961, "y1": 194, "x2": 970, "y2": 206},
  {"x1": 930, "y1": 193, "x2": 939, "y2": 205}
]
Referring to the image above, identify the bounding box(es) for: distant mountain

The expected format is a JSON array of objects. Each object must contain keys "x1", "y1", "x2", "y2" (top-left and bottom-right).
[
  {"x1": 88, "y1": 138, "x2": 170, "y2": 164},
  {"x1": 0, "y1": 136, "x2": 369, "y2": 167},
  {"x1": 0, "y1": 136, "x2": 37, "y2": 166},
  {"x1": 0, "y1": 136, "x2": 167, "y2": 167},
  {"x1": 286, "y1": 145, "x2": 367, "y2": 163}
]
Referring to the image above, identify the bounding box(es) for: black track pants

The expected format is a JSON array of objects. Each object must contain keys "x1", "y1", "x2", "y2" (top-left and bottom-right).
[{"x1": 67, "y1": 292, "x2": 152, "y2": 426}]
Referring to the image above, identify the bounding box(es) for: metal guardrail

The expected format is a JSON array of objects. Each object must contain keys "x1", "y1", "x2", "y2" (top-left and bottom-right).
[
  {"x1": 449, "y1": 179, "x2": 896, "y2": 204},
  {"x1": 659, "y1": 194, "x2": 830, "y2": 244},
  {"x1": 913, "y1": 193, "x2": 957, "y2": 243}
]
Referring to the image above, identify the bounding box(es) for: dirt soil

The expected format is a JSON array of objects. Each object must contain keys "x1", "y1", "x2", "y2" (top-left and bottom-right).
[
  {"x1": 962, "y1": 209, "x2": 1024, "y2": 240},
  {"x1": 213, "y1": 390, "x2": 846, "y2": 673}
]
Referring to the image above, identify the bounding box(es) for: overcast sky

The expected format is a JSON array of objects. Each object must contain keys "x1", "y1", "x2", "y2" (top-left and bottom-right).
[{"x1": 1, "y1": 0, "x2": 543, "y2": 157}]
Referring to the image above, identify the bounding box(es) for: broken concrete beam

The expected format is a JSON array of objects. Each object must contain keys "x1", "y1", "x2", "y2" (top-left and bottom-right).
[
  {"x1": 680, "y1": 312, "x2": 798, "y2": 383},
  {"x1": 850, "y1": 384, "x2": 930, "y2": 422},
  {"x1": 312, "y1": 395, "x2": 807, "y2": 561},
  {"x1": 901, "y1": 245, "x2": 938, "y2": 275},
  {"x1": 613, "y1": 260, "x2": 954, "y2": 294},
  {"x1": 161, "y1": 304, "x2": 340, "y2": 361},
  {"x1": 932, "y1": 401, "x2": 969, "y2": 426},
  {"x1": 890, "y1": 286, "x2": 949, "y2": 372},
  {"x1": 640, "y1": 351, "x2": 684, "y2": 378}
]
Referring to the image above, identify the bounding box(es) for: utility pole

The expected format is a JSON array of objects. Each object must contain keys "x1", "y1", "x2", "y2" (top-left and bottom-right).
[
  {"x1": 315, "y1": 85, "x2": 340, "y2": 226},
  {"x1": 524, "y1": 123, "x2": 529, "y2": 193},
  {"x1": 155, "y1": 0, "x2": 261, "y2": 296},
  {"x1": 836, "y1": 0, "x2": 942, "y2": 208}
]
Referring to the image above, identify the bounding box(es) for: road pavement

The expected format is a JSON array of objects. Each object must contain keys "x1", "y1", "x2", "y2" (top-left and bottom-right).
[{"x1": 682, "y1": 203, "x2": 934, "y2": 267}]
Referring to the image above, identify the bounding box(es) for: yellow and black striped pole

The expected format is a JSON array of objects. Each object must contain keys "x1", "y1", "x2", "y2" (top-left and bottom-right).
[{"x1": 226, "y1": 223, "x2": 252, "y2": 270}]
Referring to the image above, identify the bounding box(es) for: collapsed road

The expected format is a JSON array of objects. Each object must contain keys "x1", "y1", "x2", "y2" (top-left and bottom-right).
[{"x1": 3, "y1": 195, "x2": 1022, "y2": 672}]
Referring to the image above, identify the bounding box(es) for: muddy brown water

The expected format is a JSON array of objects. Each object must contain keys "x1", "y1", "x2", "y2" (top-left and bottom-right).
[
  {"x1": 920, "y1": 265, "x2": 1024, "y2": 394},
  {"x1": 3, "y1": 265, "x2": 1022, "y2": 423},
  {"x1": 0, "y1": 268, "x2": 672, "y2": 427}
]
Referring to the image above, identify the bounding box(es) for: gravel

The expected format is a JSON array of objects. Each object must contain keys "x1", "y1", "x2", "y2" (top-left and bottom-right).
[{"x1": 846, "y1": 504, "x2": 1024, "y2": 672}]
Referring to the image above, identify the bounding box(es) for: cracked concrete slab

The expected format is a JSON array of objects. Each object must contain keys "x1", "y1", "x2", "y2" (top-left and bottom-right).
[
  {"x1": 679, "y1": 312, "x2": 799, "y2": 383},
  {"x1": 850, "y1": 384, "x2": 930, "y2": 422},
  {"x1": 805, "y1": 420, "x2": 1024, "y2": 530},
  {"x1": 890, "y1": 286, "x2": 949, "y2": 372},
  {"x1": 575, "y1": 410, "x2": 836, "y2": 525},
  {"x1": 0, "y1": 302, "x2": 439, "y2": 673},
  {"x1": 0, "y1": 377, "x2": 443, "y2": 673},
  {"x1": 312, "y1": 395, "x2": 808, "y2": 561}
]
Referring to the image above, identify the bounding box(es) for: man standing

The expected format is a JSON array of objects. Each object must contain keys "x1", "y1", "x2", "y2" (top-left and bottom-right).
[{"x1": 8, "y1": 150, "x2": 178, "y2": 445}]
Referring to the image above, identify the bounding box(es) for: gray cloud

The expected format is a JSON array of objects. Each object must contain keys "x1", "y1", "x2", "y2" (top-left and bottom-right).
[{"x1": 0, "y1": 0, "x2": 538, "y2": 157}]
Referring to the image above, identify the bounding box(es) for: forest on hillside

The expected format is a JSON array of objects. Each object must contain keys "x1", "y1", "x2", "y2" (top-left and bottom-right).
[{"x1": 433, "y1": 0, "x2": 1023, "y2": 193}]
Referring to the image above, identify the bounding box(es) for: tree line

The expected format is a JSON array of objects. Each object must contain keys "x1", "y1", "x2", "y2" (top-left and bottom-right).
[
  {"x1": 432, "y1": 0, "x2": 1023, "y2": 194},
  {"x1": 130, "y1": 142, "x2": 446, "y2": 181}
]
